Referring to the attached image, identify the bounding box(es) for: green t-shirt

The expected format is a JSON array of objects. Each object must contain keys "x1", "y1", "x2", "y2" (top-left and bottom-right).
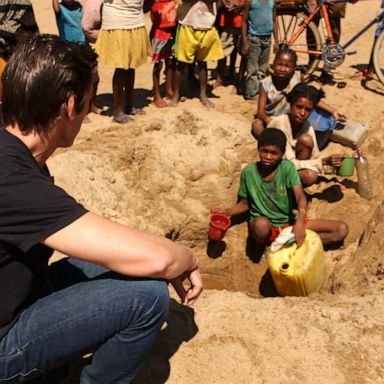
[{"x1": 238, "y1": 159, "x2": 301, "y2": 227}]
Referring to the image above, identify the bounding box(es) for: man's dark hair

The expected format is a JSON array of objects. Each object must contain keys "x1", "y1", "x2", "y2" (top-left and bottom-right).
[
  {"x1": 1, "y1": 34, "x2": 98, "y2": 133},
  {"x1": 258, "y1": 128, "x2": 287, "y2": 153},
  {"x1": 286, "y1": 82, "x2": 325, "y2": 106}
]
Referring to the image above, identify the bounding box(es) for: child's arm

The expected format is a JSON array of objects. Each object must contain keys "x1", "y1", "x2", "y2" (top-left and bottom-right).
[
  {"x1": 317, "y1": 100, "x2": 347, "y2": 122},
  {"x1": 52, "y1": 0, "x2": 61, "y2": 14},
  {"x1": 256, "y1": 84, "x2": 272, "y2": 125},
  {"x1": 241, "y1": 0, "x2": 252, "y2": 56},
  {"x1": 292, "y1": 184, "x2": 307, "y2": 246},
  {"x1": 213, "y1": 198, "x2": 249, "y2": 217}
]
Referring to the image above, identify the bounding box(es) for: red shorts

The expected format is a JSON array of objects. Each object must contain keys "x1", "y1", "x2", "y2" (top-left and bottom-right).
[{"x1": 268, "y1": 219, "x2": 309, "y2": 244}]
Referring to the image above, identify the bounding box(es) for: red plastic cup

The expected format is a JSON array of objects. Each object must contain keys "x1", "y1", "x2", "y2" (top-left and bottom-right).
[{"x1": 208, "y1": 213, "x2": 231, "y2": 241}]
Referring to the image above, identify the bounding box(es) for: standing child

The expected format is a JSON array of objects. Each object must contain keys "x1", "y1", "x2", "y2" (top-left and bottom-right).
[
  {"x1": 213, "y1": 0, "x2": 244, "y2": 89},
  {"x1": 95, "y1": 0, "x2": 151, "y2": 123},
  {"x1": 148, "y1": 0, "x2": 178, "y2": 107},
  {"x1": 252, "y1": 45, "x2": 347, "y2": 138},
  {"x1": 171, "y1": 0, "x2": 224, "y2": 107},
  {"x1": 267, "y1": 83, "x2": 345, "y2": 187},
  {"x1": 214, "y1": 128, "x2": 348, "y2": 259},
  {"x1": 241, "y1": 0, "x2": 276, "y2": 100},
  {"x1": 52, "y1": 0, "x2": 87, "y2": 43}
]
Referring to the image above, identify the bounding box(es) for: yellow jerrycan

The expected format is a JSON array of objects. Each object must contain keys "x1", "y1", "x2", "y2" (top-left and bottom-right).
[{"x1": 267, "y1": 227, "x2": 326, "y2": 296}]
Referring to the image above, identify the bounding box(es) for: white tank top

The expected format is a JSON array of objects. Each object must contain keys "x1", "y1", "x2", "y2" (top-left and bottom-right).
[{"x1": 101, "y1": 0, "x2": 144, "y2": 30}]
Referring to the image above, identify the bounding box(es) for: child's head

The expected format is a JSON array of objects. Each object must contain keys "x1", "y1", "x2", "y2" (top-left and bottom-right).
[
  {"x1": 286, "y1": 83, "x2": 325, "y2": 126},
  {"x1": 272, "y1": 44, "x2": 297, "y2": 79},
  {"x1": 257, "y1": 128, "x2": 286, "y2": 166}
]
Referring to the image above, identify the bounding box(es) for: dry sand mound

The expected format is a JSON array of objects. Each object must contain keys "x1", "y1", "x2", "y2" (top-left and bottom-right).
[{"x1": 31, "y1": 0, "x2": 384, "y2": 382}]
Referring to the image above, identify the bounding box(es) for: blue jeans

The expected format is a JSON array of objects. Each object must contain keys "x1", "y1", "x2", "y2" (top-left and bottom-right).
[
  {"x1": 245, "y1": 34, "x2": 271, "y2": 100},
  {"x1": 0, "y1": 258, "x2": 169, "y2": 383}
]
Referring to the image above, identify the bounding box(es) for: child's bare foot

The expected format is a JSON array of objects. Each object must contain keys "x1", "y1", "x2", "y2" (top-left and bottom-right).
[
  {"x1": 90, "y1": 104, "x2": 102, "y2": 114},
  {"x1": 165, "y1": 91, "x2": 174, "y2": 99},
  {"x1": 201, "y1": 97, "x2": 214, "y2": 108},
  {"x1": 113, "y1": 113, "x2": 133, "y2": 124},
  {"x1": 169, "y1": 95, "x2": 179, "y2": 107},
  {"x1": 213, "y1": 79, "x2": 223, "y2": 89},
  {"x1": 154, "y1": 98, "x2": 168, "y2": 108}
]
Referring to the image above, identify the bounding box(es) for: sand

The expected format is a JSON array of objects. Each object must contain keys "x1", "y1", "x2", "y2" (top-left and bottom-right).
[{"x1": 27, "y1": 1, "x2": 384, "y2": 383}]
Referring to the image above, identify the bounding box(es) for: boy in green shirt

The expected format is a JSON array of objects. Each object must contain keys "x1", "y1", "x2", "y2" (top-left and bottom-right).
[{"x1": 216, "y1": 128, "x2": 348, "y2": 257}]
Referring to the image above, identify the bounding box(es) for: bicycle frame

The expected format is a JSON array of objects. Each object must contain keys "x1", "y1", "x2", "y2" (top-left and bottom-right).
[{"x1": 286, "y1": 0, "x2": 384, "y2": 55}]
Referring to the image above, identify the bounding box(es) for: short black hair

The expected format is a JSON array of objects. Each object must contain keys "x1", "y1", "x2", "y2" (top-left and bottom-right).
[
  {"x1": 2, "y1": 34, "x2": 98, "y2": 133},
  {"x1": 286, "y1": 82, "x2": 325, "y2": 106},
  {"x1": 258, "y1": 128, "x2": 287, "y2": 153}
]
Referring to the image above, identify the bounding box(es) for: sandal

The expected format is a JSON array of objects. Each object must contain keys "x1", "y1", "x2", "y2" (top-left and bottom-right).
[{"x1": 113, "y1": 114, "x2": 133, "y2": 124}]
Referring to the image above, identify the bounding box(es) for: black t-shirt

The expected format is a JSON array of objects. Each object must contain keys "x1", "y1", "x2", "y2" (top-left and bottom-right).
[{"x1": 0, "y1": 129, "x2": 87, "y2": 339}]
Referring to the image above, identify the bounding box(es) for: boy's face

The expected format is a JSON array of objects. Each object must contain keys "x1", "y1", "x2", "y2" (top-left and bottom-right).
[
  {"x1": 258, "y1": 144, "x2": 284, "y2": 168},
  {"x1": 290, "y1": 97, "x2": 315, "y2": 126}
]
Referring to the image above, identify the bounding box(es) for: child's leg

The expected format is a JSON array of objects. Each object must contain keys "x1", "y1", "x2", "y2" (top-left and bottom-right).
[
  {"x1": 295, "y1": 133, "x2": 318, "y2": 186},
  {"x1": 258, "y1": 35, "x2": 271, "y2": 80},
  {"x1": 296, "y1": 133, "x2": 314, "y2": 160},
  {"x1": 213, "y1": 57, "x2": 227, "y2": 89},
  {"x1": 165, "y1": 57, "x2": 175, "y2": 99},
  {"x1": 170, "y1": 61, "x2": 186, "y2": 107},
  {"x1": 245, "y1": 36, "x2": 262, "y2": 100},
  {"x1": 305, "y1": 219, "x2": 348, "y2": 246},
  {"x1": 249, "y1": 216, "x2": 273, "y2": 257},
  {"x1": 124, "y1": 68, "x2": 135, "y2": 114},
  {"x1": 153, "y1": 61, "x2": 167, "y2": 107},
  {"x1": 112, "y1": 68, "x2": 131, "y2": 122},
  {"x1": 197, "y1": 61, "x2": 214, "y2": 108}
]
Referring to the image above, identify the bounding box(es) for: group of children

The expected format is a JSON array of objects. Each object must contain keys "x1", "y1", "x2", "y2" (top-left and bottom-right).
[{"x1": 51, "y1": 0, "x2": 352, "y2": 258}]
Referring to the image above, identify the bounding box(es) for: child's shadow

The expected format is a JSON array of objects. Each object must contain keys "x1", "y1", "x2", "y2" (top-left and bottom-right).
[
  {"x1": 96, "y1": 88, "x2": 152, "y2": 116},
  {"x1": 133, "y1": 299, "x2": 199, "y2": 384}
]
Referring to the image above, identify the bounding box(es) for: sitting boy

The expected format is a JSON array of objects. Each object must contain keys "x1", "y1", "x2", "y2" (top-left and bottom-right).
[{"x1": 215, "y1": 128, "x2": 348, "y2": 257}]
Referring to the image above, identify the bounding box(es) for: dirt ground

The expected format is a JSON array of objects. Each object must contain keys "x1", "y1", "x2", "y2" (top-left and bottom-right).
[{"x1": 29, "y1": 0, "x2": 384, "y2": 383}]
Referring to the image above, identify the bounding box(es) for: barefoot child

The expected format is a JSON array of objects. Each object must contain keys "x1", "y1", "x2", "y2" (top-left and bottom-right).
[
  {"x1": 215, "y1": 128, "x2": 348, "y2": 258},
  {"x1": 252, "y1": 45, "x2": 347, "y2": 138},
  {"x1": 214, "y1": 0, "x2": 244, "y2": 89},
  {"x1": 267, "y1": 83, "x2": 345, "y2": 186},
  {"x1": 148, "y1": 0, "x2": 178, "y2": 107},
  {"x1": 171, "y1": 0, "x2": 224, "y2": 107}
]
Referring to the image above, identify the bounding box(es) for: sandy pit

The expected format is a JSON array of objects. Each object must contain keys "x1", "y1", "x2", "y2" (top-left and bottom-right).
[{"x1": 27, "y1": 1, "x2": 384, "y2": 382}]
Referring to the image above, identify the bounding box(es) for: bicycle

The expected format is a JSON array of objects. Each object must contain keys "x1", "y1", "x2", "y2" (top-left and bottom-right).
[{"x1": 274, "y1": 0, "x2": 384, "y2": 85}]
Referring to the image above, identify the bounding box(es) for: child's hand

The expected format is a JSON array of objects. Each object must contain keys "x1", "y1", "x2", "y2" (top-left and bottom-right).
[
  {"x1": 211, "y1": 208, "x2": 230, "y2": 216},
  {"x1": 241, "y1": 43, "x2": 250, "y2": 57},
  {"x1": 332, "y1": 110, "x2": 347, "y2": 122},
  {"x1": 323, "y1": 154, "x2": 344, "y2": 167},
  {"x1": 292, "y1": 220, "x2": 306, "y2": 246}
]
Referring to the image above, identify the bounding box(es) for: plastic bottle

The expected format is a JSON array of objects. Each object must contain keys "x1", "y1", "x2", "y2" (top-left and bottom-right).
[{"x1": 355, "y1": 153, "x2": 373, "y2": 200}]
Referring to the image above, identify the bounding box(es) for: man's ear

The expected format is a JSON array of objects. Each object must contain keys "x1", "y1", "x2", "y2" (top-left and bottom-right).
[{"x1": 66, "y1": 95, "x2": 76, "y2": 121}]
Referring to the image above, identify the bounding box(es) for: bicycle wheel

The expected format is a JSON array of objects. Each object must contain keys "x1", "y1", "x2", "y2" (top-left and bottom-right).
[
  {"x1": 372, "y1": 28, "x2": 384, "y2": 85},
  {"x1": 274, "y1": 12, "x2": 322, "y2": 75}
]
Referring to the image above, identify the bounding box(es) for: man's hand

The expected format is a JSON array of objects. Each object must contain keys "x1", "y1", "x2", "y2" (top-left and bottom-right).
[
  {"x1": 292, "y1": 220, "x2": 306, "y2": 246},
  {"x1": 170, "y1": 267, "x2": 203, "y2": 307}
]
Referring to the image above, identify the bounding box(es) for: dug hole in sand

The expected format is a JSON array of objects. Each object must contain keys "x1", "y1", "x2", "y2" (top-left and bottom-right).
[{"x1": 32, "y1": 0, "x2": 384, "y2": 382}]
